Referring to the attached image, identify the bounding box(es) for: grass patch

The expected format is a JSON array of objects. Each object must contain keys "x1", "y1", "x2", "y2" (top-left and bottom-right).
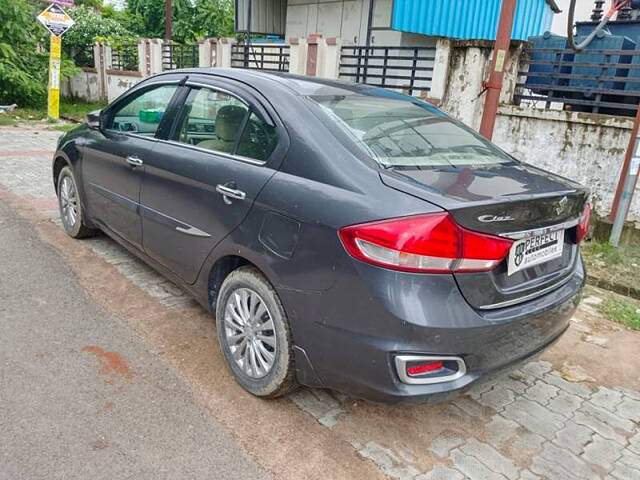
[
  {"x1": 583, "y1": 241, "x2": 623, "y2": 266},
  {"x1": 0, "y1": 98, "x2": 105, "y2": 126},
  {"x1": 598, "y1": 298, "x2": 640, "y2": 331},
  {"x1": 49, "y1": 124, "x2": 78, "y2": 132},
  {"x1": 60, "y1": 98, "x2": 105, "y2": 122},
  {"x1": 0, "y1": 107, "x2": 48, "y2": 126}
]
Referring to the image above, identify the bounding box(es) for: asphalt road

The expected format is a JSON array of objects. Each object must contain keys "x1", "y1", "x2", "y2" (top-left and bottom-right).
[
  {"x1": 2, "y1": 126, "x2": 640, "y2": 480},
  {"x1": 0, "y1": 199, "x2": 272, "y2": 480}
]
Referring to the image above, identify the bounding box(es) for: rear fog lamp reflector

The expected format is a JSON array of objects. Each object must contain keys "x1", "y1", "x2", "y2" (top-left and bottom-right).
[{"x1": 394, "y1": 355, "x2": 467, "y2": 385}]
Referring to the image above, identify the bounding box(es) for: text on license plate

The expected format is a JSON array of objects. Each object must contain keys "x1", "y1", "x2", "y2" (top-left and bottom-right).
[{"x1": 507, "y1": 229, "x2": 565, "y2": 276}]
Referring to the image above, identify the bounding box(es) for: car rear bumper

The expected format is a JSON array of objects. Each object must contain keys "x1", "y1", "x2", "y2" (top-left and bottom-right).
[{"x1": 280, "y1": 257, "x2": 584, "y2": 404}]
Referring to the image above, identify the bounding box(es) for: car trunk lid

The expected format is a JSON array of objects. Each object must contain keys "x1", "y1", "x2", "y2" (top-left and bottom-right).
[{"x1": 380, "y1": 162, "x2": 588, "y2": 310}]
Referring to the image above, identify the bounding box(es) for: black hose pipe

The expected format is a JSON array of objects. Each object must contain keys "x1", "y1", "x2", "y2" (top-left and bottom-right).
[{"x1": 567, "y1": 0, "x2": 635, "y2": 52}]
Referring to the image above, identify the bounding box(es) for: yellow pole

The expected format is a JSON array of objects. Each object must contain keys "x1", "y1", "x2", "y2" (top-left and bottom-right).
[{"x1": 48, "y1": 35, "x2": 62, "y2": 119}]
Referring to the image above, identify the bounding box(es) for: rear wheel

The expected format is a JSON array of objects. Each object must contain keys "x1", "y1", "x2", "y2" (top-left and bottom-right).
[
  {"x1": 216, "y1": 266, "x2": 297, "y2": 398},
  {"x1": 57, "y1": 166, "x2": 97, "y2": 239}
]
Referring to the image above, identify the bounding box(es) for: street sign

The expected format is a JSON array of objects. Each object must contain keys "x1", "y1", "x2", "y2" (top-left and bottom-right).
[
  {"x1": 41, "y1": 0, "x2": 76, "y2": 7},
  {"x1": 37, "y1": 5, "x2": 74, "y2": 119},
  {"x1": 37, "y1": 4, "x2": 75, "y2": 37}
]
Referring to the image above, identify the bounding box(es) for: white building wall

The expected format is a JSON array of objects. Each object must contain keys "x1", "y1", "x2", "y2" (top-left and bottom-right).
[
  {"x1": 493, "y1": 106, "x2": 637, "y2": 220},
  {"x1": 285, "y1": 0, "x2": 435, "y2": 47},
  {"x1": 62, "y1": 70, "x2": 101, "y2": 102}
]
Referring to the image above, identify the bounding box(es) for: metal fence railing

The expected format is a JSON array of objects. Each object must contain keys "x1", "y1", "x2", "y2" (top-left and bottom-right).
[
  {"x1": 162, "y1": 42, "x2": 199, "y2": 71},
  {"x1": 231, "y1": 44, "x2": 290, "y2": 72},
  {"x1": 515, "y1": 47, "x2": 640, "y2": 117},
  {"x1": 70, "y1": 45, "x2": 95, "y2": 68},
  {"x1": 339, "y1": 45, "x2": 436, "y2": 96},
  {"x1": 111, "y1": 44, "x2": 139, "y2": 71}
]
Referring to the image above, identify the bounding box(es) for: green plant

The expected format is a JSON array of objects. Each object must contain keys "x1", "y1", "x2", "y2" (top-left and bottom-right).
[
  {"x1": 598, "y1": 298, "x2": 640, "y2": 331},
  {"x1": 64, "y1": 5, "x2": 135, "y2": 63},
  {"x1": 0, "y1": 0, "x2": 80, "y2": 107},
  {"x1": 0, "y1": 0, "x2": 47, "y2": 106},
  {"x1": 126, "y1": 0, "x2": 195, "y2": 43},
  {"x1": 192, "y1": 0, "x2": 235, "y2": 39},
  {"x1": 583, "y1": 241, "x2": 623, "y2": 265}
]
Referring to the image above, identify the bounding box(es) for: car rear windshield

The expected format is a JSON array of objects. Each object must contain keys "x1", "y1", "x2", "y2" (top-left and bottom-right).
[{"x1": 311, "y1": 94, "x2": 513, "y2": 168}]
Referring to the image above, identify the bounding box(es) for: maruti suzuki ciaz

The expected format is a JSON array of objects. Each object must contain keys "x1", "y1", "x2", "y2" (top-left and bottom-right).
[{"x1": 52, "y1": 69, "x2": 589, "y2": 403}]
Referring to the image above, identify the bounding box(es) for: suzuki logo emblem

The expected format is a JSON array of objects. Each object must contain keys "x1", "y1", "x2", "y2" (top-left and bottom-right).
[{"x1": 556, "y1": 196, "x2": 569, "y2": 215}]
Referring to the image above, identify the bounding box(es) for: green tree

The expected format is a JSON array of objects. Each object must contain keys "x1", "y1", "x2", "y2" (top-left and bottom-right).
[
  {"x1": 0, "y1": 0, "x2": 82, "y2": 107},
  {"x1": 0, "y1": 0, "x2": 49, "y2": 106},
  {"x1": 192, "y1": 0, "x2": 235, "y2": 39},
  {"x1": 126, "y1": 0, "x2": 194, "y2": 43},
  {"x1": 63, "y1": 5, "x2": 134, "y2": 61}
]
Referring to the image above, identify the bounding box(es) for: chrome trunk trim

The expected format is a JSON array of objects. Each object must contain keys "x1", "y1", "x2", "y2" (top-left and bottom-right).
[
  {"x1": 478, "y1": 274, "x2": 573, "y2": 310},
  {"x1": 501, "y1": 218, "x2": 580, "y2": 240}
]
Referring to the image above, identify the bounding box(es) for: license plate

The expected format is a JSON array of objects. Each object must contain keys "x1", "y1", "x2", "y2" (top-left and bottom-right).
[{"x1": 507, "y1": 229, "x2": 565, "y2": 276}]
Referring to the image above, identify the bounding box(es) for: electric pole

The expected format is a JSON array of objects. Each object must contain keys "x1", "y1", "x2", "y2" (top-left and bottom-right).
[
  {"x1": 165, "y1": 0, "x2": 173, "y2": 41},
  {"x1": 478, "y1": 0, "x2": 518, "y2": 140}
]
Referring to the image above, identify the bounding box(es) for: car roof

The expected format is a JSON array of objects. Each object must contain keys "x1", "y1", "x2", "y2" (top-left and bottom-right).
[{"x1": 152, "y1": 67, "x2": 412, "y2": 98}]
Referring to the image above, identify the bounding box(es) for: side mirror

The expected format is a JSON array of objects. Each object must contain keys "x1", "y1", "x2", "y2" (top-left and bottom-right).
[{"x1": 86, "y1": 109, "x2": 102, "y2": 129}]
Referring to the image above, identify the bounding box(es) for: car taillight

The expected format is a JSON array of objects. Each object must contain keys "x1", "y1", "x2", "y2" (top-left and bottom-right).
[
  {"x1": 576, "y1": 202, "x2": 591, "y2": 243},
  {"x1": 338, "y1": 212, "x2": 514, "y2": 274}
]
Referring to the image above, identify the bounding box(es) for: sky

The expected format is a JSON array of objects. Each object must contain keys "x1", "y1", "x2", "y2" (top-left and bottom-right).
[
  {"x1": 550, "y1": 0, "x2": 599, "y2": 35},
  {"x1": 104, "y1": 0, "x2": 126, "y2": 10}
]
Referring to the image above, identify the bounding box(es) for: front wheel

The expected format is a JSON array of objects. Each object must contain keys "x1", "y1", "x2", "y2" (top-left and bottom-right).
[
  {"x1": 56, "y1": 166, "x2": 97, "y2": 239},
  {"x1": 216, "y1": 266, "x2": 297, "y2": 398}
]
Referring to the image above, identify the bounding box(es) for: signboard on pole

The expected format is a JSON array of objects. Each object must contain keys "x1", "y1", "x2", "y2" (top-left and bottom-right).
[
  {"x1": 47, "y1": 35, "x2": 62, "y2": 119},
  {"x1": 41, "y1": 0, "x2": 76, "y2": 7},
  {"x1": 37, "y1": 4, "x2": 74, "y2": 119},
  {"x1": 37, "y1": 4, "x2": 75, "y2": 37}
]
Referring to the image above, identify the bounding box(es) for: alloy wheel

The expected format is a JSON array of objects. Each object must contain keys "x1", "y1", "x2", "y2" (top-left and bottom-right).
[
  {"x1": 59, "y1": 176, "x2": 78, "y2": 229},
  {"x1": 223, "y1": 288, "x2": 277, "y2": 379}
]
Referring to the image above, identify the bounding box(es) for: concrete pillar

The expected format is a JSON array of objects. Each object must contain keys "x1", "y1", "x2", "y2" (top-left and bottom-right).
[
  {"x1": 500, "y1": 42, "x2": 527, "y2": 105},
  {"x1": 438, "y1": 39, "x2": 526, "y2": 131},
  {"x1": 198, "y1": 38, "x2": 218, "y2": 68},
  {"x1": 305, "y1": 34, "x2": 323, "y2": 76},
  {"x1": 137, "y1": 39, "x2": 152, "y2": 77},
  {"x1": 148, "y1": 39, "x2": 164, "y2": 75},
  {"x1": 317, "y1": 37, "x2": 342, "y2": 79},
  {"x1": 288, "y1": 38, "x2": 308, "y2": 75},
  {"x1": 217, "y1": 38, "x2": 236, "y2": 68},
  {"x1": 103, "y1": 42, "x2": 113, "y2": 70},
  {"x1": 428, "y1": 38, "x2": 452, "y2": 105},
  {"x1": 93, "y1": 41, "x2": 108, "y2": 102}
]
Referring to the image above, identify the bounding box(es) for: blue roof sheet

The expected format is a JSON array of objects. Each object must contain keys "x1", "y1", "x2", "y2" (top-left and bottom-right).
[{"x1": 392, "y1": 0, "x2": 555, "y2": 41}]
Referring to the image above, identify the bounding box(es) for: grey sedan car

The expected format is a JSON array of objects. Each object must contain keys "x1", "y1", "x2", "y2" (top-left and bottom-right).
[{"x1": 52, "y1": 69, "x2": 589, "y2": 403}]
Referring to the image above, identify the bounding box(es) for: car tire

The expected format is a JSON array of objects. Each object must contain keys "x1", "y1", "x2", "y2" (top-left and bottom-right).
[
  {"x1": 216, "y1": 266, "x2": 297, "y2": 398},
  {"x1": 56, "y1": 166, "x2": 98, "y2": 239}
]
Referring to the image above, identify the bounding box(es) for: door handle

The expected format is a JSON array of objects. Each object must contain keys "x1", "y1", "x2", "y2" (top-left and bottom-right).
[
  {"x1": 126, "y1": 156, "x2": 143, "y2": 167},
  {"x1": 216, "y1": 183, "x2": 246, "y2": 204}
]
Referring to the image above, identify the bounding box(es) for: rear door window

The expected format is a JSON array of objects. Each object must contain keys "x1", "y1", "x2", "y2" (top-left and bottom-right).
[
  {"x1": 174, "y1": 88, "x2": 249, "y2": 154},
  {"x1": 235, "y1": 112, "x2": 278, "y2": 161}
]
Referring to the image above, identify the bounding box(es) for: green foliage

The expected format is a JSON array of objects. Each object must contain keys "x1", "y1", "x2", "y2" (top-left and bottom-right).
[
  {"x1": 64, "y1": 5, "x2": 134, "y2": 59},
  {"x1": 125, "y1": 0, "x2": 235, "y2": 43},
  {"x1": 583, "y1": 241, "x2": 623, "y2": 266},
  {"x1": 192, "y1": 0, "x2": 235, "y2": 39},
  {"x1": 126, "y1": 0, "x2": 197, "y2": 42},
  {"x1": 0, "y1": 0, "x2": 80, "y2": 107},
  {"x1": 598, "y1": 298, "x2": 640, "y2": 331},
  {"x1": 0, "y1": 0, "x2": 48, "y2": 106},
  {"x1": 0, "y1": 97, "x2": 106, "y2": 126}
]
